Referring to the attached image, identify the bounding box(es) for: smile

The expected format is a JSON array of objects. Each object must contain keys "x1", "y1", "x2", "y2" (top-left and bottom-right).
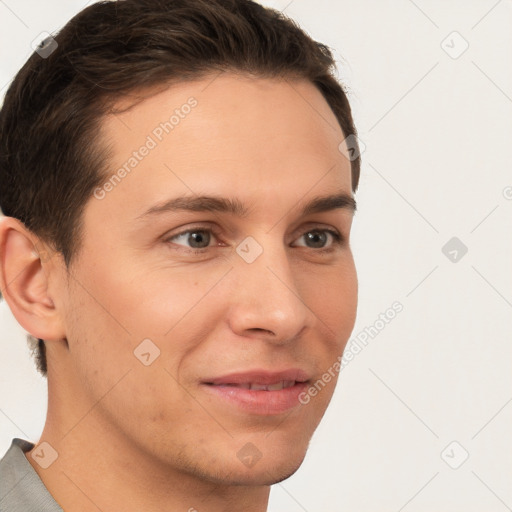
[
  {"x1": 209, "y1": 380, "x2": 297, "y2": 391},
  {"x1": 201, "y1": 369, "x2": 311, "y2": 415}
]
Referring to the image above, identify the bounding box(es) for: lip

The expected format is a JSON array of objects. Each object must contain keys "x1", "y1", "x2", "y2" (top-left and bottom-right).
[{"x1": 201, "y1": 368, "x2": 311, "y2": 415}]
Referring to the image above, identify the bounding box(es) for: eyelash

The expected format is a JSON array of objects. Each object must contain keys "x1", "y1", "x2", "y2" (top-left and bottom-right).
[{"x1": 163, "y1": 225, "x2": 344, "y2": 255}]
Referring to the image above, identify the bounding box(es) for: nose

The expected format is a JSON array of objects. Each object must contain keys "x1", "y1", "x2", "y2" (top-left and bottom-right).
[{"x1": 227, "y1": 239, "x2": 316, "y2": 345}]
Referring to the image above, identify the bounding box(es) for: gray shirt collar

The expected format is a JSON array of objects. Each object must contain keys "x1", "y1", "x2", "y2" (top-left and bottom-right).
[{"x1": 0, "y1": 438, "x2": 63, "y2": 511}]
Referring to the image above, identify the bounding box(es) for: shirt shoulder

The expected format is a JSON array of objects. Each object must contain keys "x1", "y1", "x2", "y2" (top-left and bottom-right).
[{"x1": 0, "y1": 438, "x2": 63, "y2": 512}]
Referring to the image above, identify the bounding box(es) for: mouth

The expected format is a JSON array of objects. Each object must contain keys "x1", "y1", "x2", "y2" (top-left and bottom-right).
[
  {"x1": 201, "y1": 369, "x2": 311, "y2": 415},
  {"x1": 206, "y1": 380, "x2": 298, "y2": 391}
]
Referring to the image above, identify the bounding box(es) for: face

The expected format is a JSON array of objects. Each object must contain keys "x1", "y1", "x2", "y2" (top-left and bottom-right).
[{"x1": 53, "y1": 72, "x2": 357, "y2": 485}]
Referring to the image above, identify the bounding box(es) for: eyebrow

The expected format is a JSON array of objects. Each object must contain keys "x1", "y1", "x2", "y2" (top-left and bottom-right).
[{"x1": 135, "y1": 192, "x2": 356, "y2": 221}]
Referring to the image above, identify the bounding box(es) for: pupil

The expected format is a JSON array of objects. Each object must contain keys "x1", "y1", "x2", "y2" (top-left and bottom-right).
[
  {"x1": 189, "y1": 231, "x2": 210, "y2": 248},
  {"x1": 306, "y1": 231, "x2": 327, "y2": 248}
]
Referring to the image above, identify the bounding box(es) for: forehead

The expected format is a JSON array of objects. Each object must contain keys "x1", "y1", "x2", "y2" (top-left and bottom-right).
[{"x1": 92, "y1": 73, "x2": 352, "y2": 223}]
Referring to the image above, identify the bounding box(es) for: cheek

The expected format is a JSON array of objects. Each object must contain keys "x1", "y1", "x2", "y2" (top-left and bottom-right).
[
  {"x1": 63, "y1": 284, "x2": 200, "y2": 433},
  {"x1": 304, "y1": 257, "x2": 358, "y2": 342},
  {"x1": 335, "y1": 263, "x2": 358, "y2": 339},
  {"x1": 128, "y1": 263, "x2": 230, "y2": 345},
  {"x1": 76, "y1": 244, "x2": 218, "y2": 338}
]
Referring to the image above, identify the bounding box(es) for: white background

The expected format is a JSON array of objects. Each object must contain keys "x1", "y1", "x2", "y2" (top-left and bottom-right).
[{"x1": 1, "y1": 1, "x2": 511, "y2": 511}]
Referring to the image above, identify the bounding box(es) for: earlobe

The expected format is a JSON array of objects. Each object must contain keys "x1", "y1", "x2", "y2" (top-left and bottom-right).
[{"x1": 0, "y1": 216, "x2": 65, "y2": 341}]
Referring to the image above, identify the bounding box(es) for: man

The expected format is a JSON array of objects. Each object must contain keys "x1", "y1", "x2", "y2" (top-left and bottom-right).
[{"x1": 0, "y1": 0, "x2": 361, "y2": 510}]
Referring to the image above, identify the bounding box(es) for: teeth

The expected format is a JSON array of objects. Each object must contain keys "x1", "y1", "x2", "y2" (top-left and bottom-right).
[
  {"x1": 248, "y1": 381, "x2": 296, "y2": 391},
  {"x1": 265, "y1": 382, "x2": 285, "y2": 391},
  {"x1": 217, "y1": 381, "x2": 297, "y2": 390},
  {"x1": 222, "y1": 383, "x2": 251, "y2": 389},
  {"x1": 250, "y1": 383, "x2": 271, "y2": 391}
]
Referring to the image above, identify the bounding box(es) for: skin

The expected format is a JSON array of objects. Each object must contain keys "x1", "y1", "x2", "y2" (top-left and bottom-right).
[{"x1": 0, "y1": 72, "x2": 357, "y2": 512}]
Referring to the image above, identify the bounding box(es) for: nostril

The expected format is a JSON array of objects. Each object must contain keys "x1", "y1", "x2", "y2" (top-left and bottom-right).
[{"x1": 249, "y1": 328, "x2": 275, "y2": 335}]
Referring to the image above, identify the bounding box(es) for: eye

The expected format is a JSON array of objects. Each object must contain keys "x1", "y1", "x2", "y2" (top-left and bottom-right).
[
  {"x1": 292, "y1": 229, "x2": 343, "y2": 250},
  {"x1": 166, "y1": 228, "x2": 218, "y2": 250}
]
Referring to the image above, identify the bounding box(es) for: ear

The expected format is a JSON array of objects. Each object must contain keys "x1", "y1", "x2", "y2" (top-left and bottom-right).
[{"x1": 0, "y1": 216, "x2": 66, "y2": 341}]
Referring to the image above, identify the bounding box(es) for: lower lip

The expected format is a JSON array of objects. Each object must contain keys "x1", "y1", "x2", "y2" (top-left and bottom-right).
[{"x1": 201, "y1": 382, "x2": 309, "y2": 415}]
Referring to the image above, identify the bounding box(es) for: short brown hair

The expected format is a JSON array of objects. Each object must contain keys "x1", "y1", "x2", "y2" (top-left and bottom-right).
[{"x1": 0, "y1": 0, "x2": 361, "y2": 377}]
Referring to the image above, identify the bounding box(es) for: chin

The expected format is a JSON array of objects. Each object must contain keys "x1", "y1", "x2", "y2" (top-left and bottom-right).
[
  {"x1": 203, "y1": 460, "x2": 306, "y2": 487},
  {"x1": 199, "y1": 444, "x2": 309, "y2": 487}
]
